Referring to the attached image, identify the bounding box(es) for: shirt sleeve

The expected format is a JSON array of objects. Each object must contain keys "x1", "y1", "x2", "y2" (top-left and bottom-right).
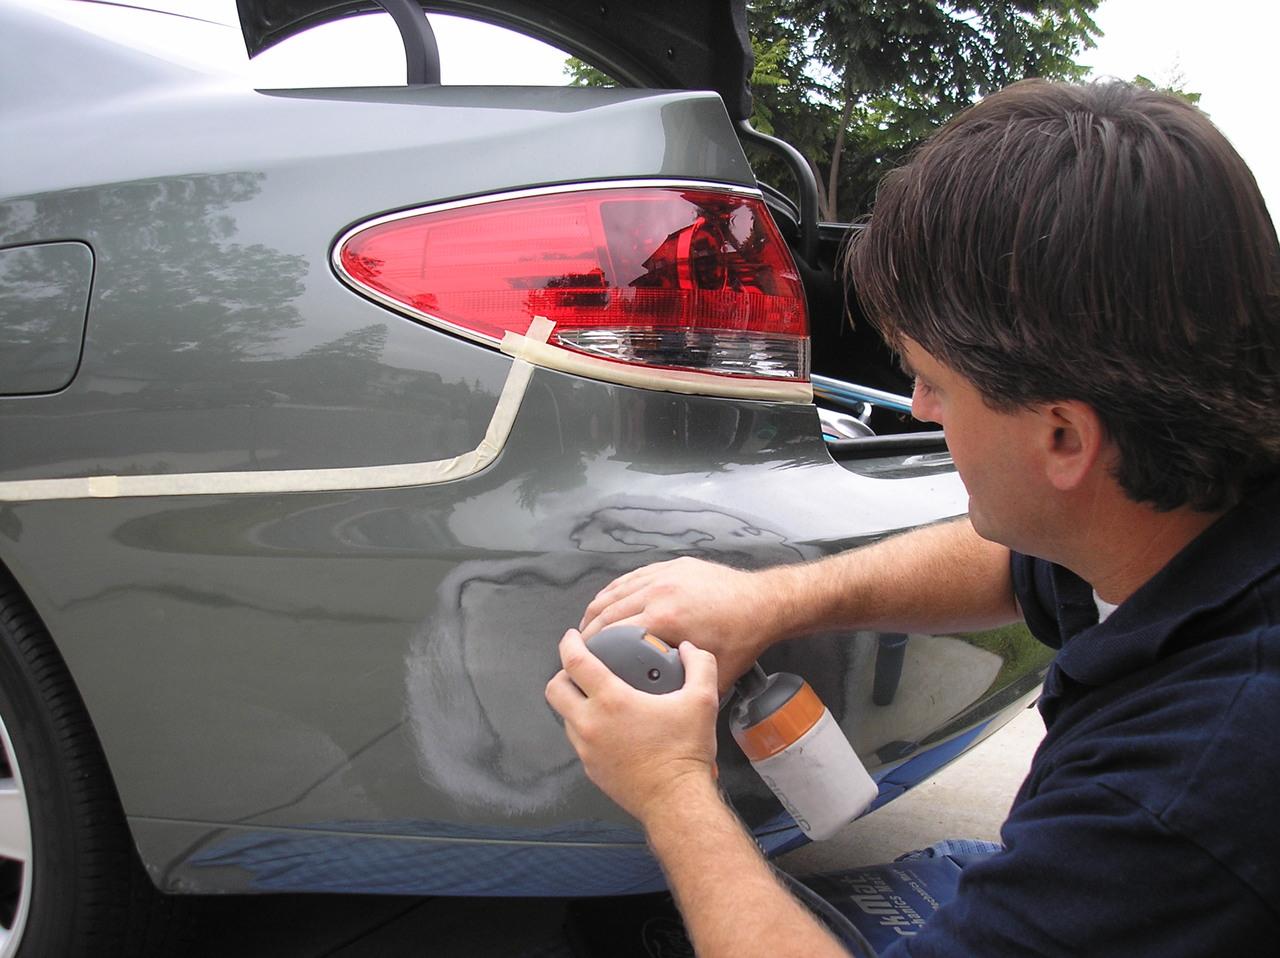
[
  {"x1": 1009, "y1": 551, "x2": 1063, "y2": 649},
  {"x1": 878, "y1": 779, "x2": 1278, "y2": 957}
]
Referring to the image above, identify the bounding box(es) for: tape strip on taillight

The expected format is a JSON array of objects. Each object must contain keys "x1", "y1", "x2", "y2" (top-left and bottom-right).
[{"x1": 333, "y1": 182, "x2": 812, "y2": 403}]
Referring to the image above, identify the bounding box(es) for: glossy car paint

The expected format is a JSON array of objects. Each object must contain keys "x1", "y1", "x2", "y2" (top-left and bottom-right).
[{"x1": 0, "y1": 2, "x2": 1046, "y2": 896}]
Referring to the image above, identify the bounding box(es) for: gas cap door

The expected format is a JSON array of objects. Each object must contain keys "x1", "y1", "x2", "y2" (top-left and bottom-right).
[{"x1": 0, "y1": 241, "x2": 93, "y2": 395}]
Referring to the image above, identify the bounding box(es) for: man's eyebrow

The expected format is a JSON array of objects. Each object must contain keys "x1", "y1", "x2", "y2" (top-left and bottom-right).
[{"x1": 896, "y1": 354, "x2": 917, "y2": 379}]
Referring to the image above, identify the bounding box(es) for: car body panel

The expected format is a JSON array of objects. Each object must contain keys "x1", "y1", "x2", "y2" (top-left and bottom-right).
[
  {"x1": 0, "y1": 0, "x2": 1049, "y2": 897},
  {"x1": 4, "y1": 362, "x2": 1044, "y2": 894}
]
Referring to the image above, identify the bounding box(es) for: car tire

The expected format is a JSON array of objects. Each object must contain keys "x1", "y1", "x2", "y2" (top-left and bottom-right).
[{"x1": 0, "y1": 566, "x2": 192, "y2": 957}]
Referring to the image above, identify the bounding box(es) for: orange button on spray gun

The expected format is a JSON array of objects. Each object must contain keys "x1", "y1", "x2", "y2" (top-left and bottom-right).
[{"x1": 585, "y1": 624, "x2": 684, "y2": 693}]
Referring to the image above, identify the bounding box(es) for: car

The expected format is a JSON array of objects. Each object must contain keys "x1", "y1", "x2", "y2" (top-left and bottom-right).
[{"x1": 0, "y1": 0, "x2": 1052, "y2": 953}]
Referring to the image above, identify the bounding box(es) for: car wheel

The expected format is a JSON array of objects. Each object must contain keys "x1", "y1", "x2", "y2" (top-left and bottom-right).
[
  {"x1": 0, "y1": 689, "x2": 31, "y2": 958},
  {"x1": 0, "y1": 568, "x2": 191, "y2": 957}
]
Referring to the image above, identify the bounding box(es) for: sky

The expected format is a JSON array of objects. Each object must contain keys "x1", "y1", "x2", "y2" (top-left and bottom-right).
[{"x1": 1082, "y1": 0, "x2": 1280, "y2": 222}]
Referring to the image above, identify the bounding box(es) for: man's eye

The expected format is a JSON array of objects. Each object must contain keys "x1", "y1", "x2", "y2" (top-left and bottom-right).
[{"x1": 913, "y1": 377, "x2": 932, "y2": 396}]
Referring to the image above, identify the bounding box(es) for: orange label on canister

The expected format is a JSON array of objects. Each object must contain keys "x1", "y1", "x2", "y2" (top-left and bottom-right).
[{"x1": 732, "y1": 681, "x2": 825, "y2": 761}]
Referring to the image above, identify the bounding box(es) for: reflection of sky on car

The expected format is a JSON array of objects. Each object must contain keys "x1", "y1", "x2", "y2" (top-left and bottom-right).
[{"x1": 43, "y1": 0, "x2": 1278, "y2": 218}]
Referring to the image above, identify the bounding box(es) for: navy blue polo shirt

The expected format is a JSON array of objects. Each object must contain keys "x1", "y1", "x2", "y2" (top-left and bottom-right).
[{"x1": 888, "y1": 476, "x2": 1280, "y2": 956}]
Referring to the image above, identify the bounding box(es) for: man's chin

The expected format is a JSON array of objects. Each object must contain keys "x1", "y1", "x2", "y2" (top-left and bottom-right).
[
  {"x1": 967, "y1": 500, "x2": 992, "y2": 540},
  {"x1": 967, "y1": 504, "x2": 1011, "y2": 549}
]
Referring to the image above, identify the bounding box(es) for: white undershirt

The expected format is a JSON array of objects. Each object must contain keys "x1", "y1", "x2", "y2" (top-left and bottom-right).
[{"x1": 1093, "y1": 590, "x2": 1120, "y2": 623}]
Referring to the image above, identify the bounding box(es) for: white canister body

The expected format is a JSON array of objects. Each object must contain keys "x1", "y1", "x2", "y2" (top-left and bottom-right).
[{"x1": 747, "y1": 706, "x2": 878, "y2": 841}]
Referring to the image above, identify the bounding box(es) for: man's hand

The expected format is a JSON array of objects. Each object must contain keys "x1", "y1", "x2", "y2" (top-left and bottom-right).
[
  {"x1": 545, "y1": 628, "x2": 720, "y2": 826},
  {"x1": 548, "y1": 630, "x2": 850, "y2": 958},
  {"x1": 577, "y1": 522, "x2": 1019, "y2": 697},
  {"x1": 579, "y1": 557, "x2": 787, "y2": 691}
]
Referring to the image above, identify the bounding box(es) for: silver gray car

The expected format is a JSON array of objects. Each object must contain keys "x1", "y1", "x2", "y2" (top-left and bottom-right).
[{"x1": 0, "y1": 1, "x2": 1049, "y2": 954}]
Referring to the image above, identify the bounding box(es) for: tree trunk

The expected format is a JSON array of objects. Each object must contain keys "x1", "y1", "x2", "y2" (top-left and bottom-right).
[
  {"x1": 825, "y1": 81, "x2": 856, "y2": 221},
  {"x1": 808, "y1": 157, "x2": 834, "y2": 221}
]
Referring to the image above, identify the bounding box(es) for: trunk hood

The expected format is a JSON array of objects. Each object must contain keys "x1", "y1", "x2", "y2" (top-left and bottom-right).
[{"x1": 234, "y1": 0, "x2": 754, "y2": 120}]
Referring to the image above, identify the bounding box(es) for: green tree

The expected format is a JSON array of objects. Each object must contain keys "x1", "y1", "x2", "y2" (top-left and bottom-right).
[
  {"x1": 1132, "y1": 69, "x2": 1202, "y2": 106},
  {"x1": 750, "y1": 0, "x2": 1102, "y2": 220},
  {"x1": 564, "y1": 56, "x2": 611, "y2": 88},
  {"x1": 566, "y1": 2, "x2": 1103, "y2": 221}
]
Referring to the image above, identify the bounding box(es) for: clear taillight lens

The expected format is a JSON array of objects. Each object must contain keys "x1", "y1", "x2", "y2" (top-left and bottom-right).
[{"x1": 335, "y1": 185, "x2": 809, "y2": 383}]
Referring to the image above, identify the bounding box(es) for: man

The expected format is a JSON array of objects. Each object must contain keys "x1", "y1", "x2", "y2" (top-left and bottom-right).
[{"x1": 545, "y1": 80, "x2": 1280, "y2": 955}]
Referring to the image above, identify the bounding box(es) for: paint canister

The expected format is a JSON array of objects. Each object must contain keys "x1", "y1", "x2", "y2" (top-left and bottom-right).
[{"x1": 730, "y1": 666, "x2": 878, "y2": 841}]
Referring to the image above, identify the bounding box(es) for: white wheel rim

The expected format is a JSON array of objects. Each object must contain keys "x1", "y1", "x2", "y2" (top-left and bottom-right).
[{"x1": 0, "y1": 712, "x2": 31, "y2": 958}]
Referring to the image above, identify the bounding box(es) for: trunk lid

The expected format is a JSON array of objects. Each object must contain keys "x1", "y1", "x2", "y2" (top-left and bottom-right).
[{"x1": 234, "y1": 0, "x2": 755, "y2": 119}]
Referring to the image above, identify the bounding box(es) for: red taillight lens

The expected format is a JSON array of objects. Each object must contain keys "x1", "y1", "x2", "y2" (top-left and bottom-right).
[{"x1": 335, "y1": 186, "x2": 809, "y2": 383}]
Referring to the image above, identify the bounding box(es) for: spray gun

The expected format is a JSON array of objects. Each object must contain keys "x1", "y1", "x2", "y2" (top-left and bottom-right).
[{"x1": 586, "y1": 625, "x2": 878, "y2": 841}]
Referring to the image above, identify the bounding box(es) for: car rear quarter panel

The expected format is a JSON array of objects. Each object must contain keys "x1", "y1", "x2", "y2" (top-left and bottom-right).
[{"x1": 0, "y1": 14, "x2": 1047, "y2": 895}]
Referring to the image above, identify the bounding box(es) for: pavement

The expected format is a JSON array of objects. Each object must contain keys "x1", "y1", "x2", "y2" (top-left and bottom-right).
[{"x1": 196, "y1": 707, "x2": 1045, "y2": 956}]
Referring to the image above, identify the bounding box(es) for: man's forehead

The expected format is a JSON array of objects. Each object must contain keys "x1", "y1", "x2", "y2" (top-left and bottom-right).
[{"x1": 896, "y1": 337, "x2": 934, "y2": 376}]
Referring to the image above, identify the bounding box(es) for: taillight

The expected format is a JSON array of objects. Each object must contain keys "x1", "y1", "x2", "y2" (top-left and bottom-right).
[{"x1": 334, "y1": 184, "x2": 809, "y2": 387}]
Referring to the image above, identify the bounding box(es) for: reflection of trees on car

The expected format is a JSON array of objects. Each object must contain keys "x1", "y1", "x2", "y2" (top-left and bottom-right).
[{"x1": 0, "y1": 173, "x2": 308, "y2": 369}]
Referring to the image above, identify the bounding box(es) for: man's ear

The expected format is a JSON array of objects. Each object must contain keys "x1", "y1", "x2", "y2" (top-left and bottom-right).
[{"x1": 1037, "y1": 400, "x2": 1106, "y2": 492}]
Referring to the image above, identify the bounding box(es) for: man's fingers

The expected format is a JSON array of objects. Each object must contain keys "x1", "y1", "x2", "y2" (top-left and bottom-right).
[
  {"x1": 545, "y1": 673, "x2": 594, "y2": 766},
  {"x1": 580, "y1": 557, "x2": 688, "y2": 629},
  {"x1": 558, "y1": 627, "x2": 617, "y2": 698},
  {"x1": 580, "y1": 594, "x2": 651, "y2": 640},
  {"x1": 544, "y1": 669, "x2": 584, "y2": 717},
  {"x1": 678, "y1": 640, "x2": 719, "y2": 695},
  {"x1": 579, "y1": 568, "x2": 655, "y2": 630}
]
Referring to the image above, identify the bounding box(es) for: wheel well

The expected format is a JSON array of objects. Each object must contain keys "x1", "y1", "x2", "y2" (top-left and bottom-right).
[{"x1": 0, "y1": 554, "x2": 196, "y2": 951}]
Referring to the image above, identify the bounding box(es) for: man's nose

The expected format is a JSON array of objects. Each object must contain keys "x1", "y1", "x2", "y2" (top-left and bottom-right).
[{"x1": 910, "y1": 384, "x2": 940, "y2": 425}]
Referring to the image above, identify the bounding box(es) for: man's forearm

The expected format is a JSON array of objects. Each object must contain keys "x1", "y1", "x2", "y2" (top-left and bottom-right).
[
  {"x1": 760, "y1": 517, "x2": 1018, "y2": 641},
  {"x1": 644, "y1": 775, "x2": 849, "y2": 958}
]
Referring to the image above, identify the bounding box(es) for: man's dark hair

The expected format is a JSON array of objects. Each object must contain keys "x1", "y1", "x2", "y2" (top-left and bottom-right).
[{"x1": 847, "y1": 79, "x2": 1280, "y2": 511}]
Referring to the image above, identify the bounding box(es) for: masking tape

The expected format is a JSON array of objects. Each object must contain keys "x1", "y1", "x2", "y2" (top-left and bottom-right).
[
  {"x1": 0, "y1": 318, "x2": 555, "y2": 503},
  {"x1": 499, "y1": 329, "x2": 813, "y2": 404}
]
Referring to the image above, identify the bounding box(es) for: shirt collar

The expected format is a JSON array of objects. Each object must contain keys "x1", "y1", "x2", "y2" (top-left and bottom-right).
[{"x1": 1053, "y1": 474, "x2": 1280, "y2": 688}]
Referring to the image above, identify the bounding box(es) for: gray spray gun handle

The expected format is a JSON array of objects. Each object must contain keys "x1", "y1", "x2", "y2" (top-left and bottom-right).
[{"x1": 586, "y1": 624, "x2": 685, "y2": 694}]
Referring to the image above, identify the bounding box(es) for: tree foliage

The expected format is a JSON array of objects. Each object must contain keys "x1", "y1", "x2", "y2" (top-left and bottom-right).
[
  {"x1": 748, "y1": 0, "x2": 1102, "y2": 220},
  {"x1": 564, "y1": 55, "x2": 610, "y2": 88},
  {"x1": 1131, "y1": 70, "x2": 1202, "y2": 106},
  {"x1": 566, "y1": 2, "x2": 1105, "y2": 221}
]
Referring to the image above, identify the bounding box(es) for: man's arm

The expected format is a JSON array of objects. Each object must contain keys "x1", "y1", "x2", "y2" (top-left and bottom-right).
[
  {"x1": 545, "y1": 632, "x2": 849, "y2": 958},
  {"x1": 646, "y1": 775, "x2": 850, "y2": 958},
  {"x1": 580, "y1": 517, "x2": 1019, "y2": 687}
]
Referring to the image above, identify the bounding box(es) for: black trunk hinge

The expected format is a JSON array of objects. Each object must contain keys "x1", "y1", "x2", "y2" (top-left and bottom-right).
[
  {"x1": 372, "y1": 0, "x2": 441, "y2": 85},
  {"x1": 736, "y1": 119, "x2": 819, "y2": 267}
]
